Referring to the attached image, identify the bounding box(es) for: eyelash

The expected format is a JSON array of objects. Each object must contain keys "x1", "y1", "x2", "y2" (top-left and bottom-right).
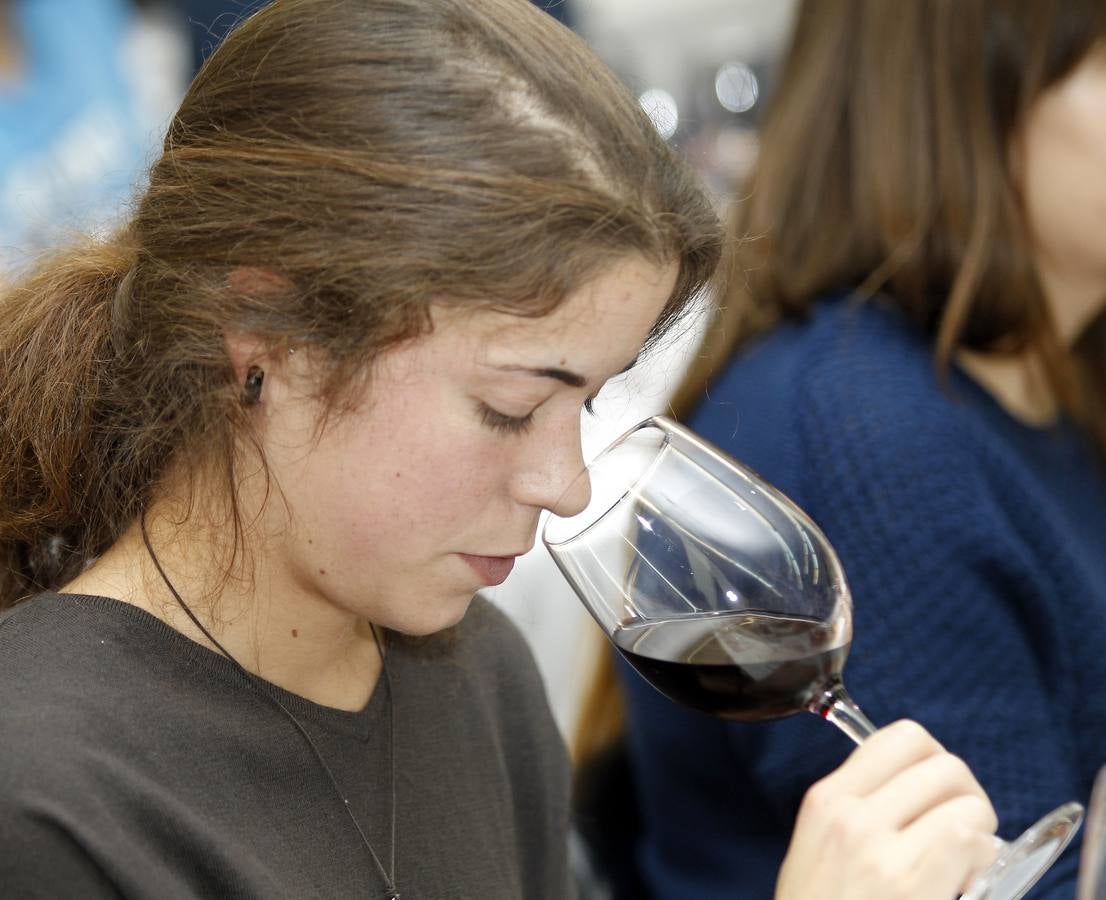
[
  {"x1": 477, "y1": 397, "x2": 598, "y2": 435},
  {"x1": 479, "y1": 404, "x2": 535, "y2": 435}
]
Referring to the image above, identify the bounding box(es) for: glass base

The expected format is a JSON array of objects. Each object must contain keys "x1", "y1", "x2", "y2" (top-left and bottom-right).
[{"x1": 961, "y1": 802, "x2": 1084, "y2": 900}]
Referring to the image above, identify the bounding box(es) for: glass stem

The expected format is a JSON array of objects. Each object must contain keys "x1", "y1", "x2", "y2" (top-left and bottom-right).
[{"x1": 808, "y1": 678, "x2": 879, "y2": 746}]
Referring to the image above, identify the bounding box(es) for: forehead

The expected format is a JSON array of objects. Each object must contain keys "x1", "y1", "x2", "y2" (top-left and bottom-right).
[{"x1": 440, "y1": 257, "x2": 680, "y2": 368}]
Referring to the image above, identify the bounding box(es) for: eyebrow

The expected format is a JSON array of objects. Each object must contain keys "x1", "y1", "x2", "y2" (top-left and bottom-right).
[{"x1": 493, "y1": 356, "x2": 639, "y2": 387}]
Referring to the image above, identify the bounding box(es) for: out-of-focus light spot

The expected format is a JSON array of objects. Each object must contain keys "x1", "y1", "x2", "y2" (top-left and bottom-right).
[
  {"x1": 725, "y1": 590, "x2": 739, "y2": 604},
  {"x1": 635, "y1": 514, "x2": 656, "y2": 533},
  {"x1": 639, "y1": 88, "x2": 679, "y2": 140},
  {"x1": 715, "y1": 62, "x2": 759, "y2": 113}
]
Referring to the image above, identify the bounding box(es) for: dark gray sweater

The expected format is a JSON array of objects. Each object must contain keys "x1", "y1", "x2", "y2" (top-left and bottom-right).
[{"x1": 0, "y1": 592, "x2": 573, "y2": 899}]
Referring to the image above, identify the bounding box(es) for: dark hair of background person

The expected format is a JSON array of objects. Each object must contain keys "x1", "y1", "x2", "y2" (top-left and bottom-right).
[
  {"x1": 170, "y1": 0, "x2": 273, "y2": 74},
  {"x1": 0, "y1": 0, "x2": 722, "y2": 609},
  {"x1": 671, "y1": 0, "x2": 1106, "y2": 458},
  {"x1": 172, "y1": 0, "x2": 571, "y2": 76}
]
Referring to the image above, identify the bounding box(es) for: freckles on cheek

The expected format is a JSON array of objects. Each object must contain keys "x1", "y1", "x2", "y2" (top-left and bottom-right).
[
  {"x1": 301, "y1": 409, "x2": 510, "y2": 552},
  {"x1": 403, "y1": 435, "x2": 509, "y2": 521}
]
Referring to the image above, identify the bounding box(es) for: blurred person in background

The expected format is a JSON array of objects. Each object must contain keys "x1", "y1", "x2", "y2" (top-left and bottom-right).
[
  {"x1": 172, "y1": 0, "x2": 270, "y2": 73},
  {"x1": 175, "y1": 0, "x2": 568, "y2": 75},
  {"x1": 601, "y1": 0, "x2": 1106, "y2": 897},
  {"x1": 0, "y1": 0, "x2": 186, "y2": 277},
  {"x1": 0, "y1": 1, "x2": 1001, "y2": 897},
  {"x1": 530, "y1": 0, "x2": 573, "y2": 28}
]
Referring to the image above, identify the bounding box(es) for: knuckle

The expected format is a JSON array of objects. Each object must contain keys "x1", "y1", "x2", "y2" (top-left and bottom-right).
[
  {"x1": 887, "y1": 718, "x2": 931, "y2": 746},
  {"x1": 962, "y1": 794, "x2": 999, "y2": 833},
  {"x1": 826, "y1": 803, "x2": 870, "y2": 849},
  {"x1": 800, "y1": 777, "x2": 836, "y2": 819},
  {"x1": 936, "y1": 752, "x2": 974, "y2": 783}
]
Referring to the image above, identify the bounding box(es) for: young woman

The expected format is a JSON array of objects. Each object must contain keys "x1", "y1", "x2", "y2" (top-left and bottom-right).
[
  {"x1": 617, "y1": 0, "x2": 1106, "y2": 897},
  {"x1": 1, "y1": 0, "x2": 997, "y2": 896}
]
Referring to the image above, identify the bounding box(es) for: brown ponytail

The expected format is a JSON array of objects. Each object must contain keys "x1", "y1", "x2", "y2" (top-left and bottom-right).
[{"x1": 0, "y1": 238, "x2": 146, "y2": 603}]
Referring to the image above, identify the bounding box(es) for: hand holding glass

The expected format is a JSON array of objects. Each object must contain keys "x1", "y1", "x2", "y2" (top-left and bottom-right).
[{"x1": 544, "y1": 417, "x2": 1081, "y2": 900}]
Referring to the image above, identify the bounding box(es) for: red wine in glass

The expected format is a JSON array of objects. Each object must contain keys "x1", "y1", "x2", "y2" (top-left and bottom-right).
[{"x1": 612, "y1": 609, "x2": 849, "y2": 721}]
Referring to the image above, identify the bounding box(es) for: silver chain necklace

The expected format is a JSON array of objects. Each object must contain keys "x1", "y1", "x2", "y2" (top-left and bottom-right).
[{"x1": 140, "y1": 513, "x2": 400, "y2": 899}]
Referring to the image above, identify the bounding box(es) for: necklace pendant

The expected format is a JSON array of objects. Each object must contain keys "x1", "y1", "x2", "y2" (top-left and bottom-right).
[{"x1": 385, "y1": 891, "x2": 400, "y2": 899}]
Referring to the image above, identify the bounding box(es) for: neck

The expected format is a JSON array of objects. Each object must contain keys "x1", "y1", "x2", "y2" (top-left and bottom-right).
[
  {"x1": 956, "y1": 347, "x2": 1058, "y2": 427},
  {"x1": 64, "y1": 502, "x2": 383, "y2": 711},
  {"x1": 1036, "y1": 255, "x2": 1106, "y2": 346},
  {"x1": 955, "y1": 260, "x2": 1106, "y2": 428}
]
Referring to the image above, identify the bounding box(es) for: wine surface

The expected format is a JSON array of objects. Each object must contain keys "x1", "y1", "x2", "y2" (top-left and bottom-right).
[{"x1": 612, "y1": 609, "x2": 849, "y2": 720}]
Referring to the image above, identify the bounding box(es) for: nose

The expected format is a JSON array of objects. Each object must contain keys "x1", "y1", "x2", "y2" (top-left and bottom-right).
[
  {"x1": 512, "y1": 425, "x2": 592, "y2": 517},
  {"x1": 548, "y1": 466, "x2": 592, "y2": 518}
]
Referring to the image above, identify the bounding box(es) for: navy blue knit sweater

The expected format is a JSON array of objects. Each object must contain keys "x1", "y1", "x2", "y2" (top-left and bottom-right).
[{"x1": 620, "y1": 296, "x2": 1106, "y2": 899}]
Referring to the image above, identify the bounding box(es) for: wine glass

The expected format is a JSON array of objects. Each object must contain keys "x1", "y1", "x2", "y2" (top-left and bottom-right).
[{"x1": 544, "y1": 416, "x2": 1082, "y2": 900}]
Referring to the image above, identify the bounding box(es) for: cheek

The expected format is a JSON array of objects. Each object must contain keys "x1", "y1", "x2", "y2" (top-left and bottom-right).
[
  {"x1": 288, "y1": 415, "x2": 516, "y2": 555},
  {"x1": 1022, "y1": 90, "x2": 1106, "y2": 259}
]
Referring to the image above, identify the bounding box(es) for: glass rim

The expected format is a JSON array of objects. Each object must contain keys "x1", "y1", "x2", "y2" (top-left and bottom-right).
[{"x1": 542, "y1": 415, "x2": 730, "y2": 548}]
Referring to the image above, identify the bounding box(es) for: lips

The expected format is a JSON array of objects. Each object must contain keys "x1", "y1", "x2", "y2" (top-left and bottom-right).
[{"x1": 459, "y1": 553, "x2": 517, "y2": 586}]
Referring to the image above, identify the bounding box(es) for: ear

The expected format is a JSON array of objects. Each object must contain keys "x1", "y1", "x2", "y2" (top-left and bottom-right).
[
  {"x1": 223, "y1": 266, "x2": 298, "y2": 384},
  {"x1": 224, "y1": 330, "x2": 271, "y2": 387},
  {"x1": 226, "y1": 265, "x2": 295, "y2": 298}
]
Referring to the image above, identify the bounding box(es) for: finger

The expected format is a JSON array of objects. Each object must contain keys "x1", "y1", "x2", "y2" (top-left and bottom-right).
[
  {"x1": 864, "y1": 750, "x2": 995, "y2": 831},
  {"x1": 833, "y1": 797, "x2": 998, "y2": 900},
  {"x1": 900, "y1": 794, "x2": 1001, "y2": 896},
  {"x1": 787, "y1": 722, "x2": 942, "y2": 865},
  {"x1": 823, "y1": 720, "x2": 945, "y2": 797}
]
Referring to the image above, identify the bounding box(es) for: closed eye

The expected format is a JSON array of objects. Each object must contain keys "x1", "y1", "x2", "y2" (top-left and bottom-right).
[
  {"x1": 478, "y1": 402, "x2": 535, "y2": 435},
  {"x1": 478, "y1": 393, "x2": 599, "y2": 434}
]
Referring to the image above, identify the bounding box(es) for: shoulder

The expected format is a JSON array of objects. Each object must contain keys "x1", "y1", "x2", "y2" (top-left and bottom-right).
[
  {"x1": 0, "y1": 594, "x2": 105, "y2": 722},
  {"x1": 0, "y1": 598, "x2": 121, "y2": 835},
  {"x1": 691, "y1": 296, "x2": 986, "y2": 499},
  {"x1": 699, "y1": 297, "x2": 955, "y2": 440},
  {"x1": 0, "y1": 593, "x2": 181, "y2": 772},
  {"x1": 0, "y1": 592, "x2": 155, "y2": 685}
]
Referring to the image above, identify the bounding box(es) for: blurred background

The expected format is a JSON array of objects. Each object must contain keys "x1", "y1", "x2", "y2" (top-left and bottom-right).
[{"x1": 0, "y1": 0, "x2": 798, "y2": 738}]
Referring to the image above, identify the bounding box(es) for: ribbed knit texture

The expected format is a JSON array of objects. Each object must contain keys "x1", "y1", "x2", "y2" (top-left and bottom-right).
[{"x1": 622, "y1": 296, "x2": 1106, "y2": 899}]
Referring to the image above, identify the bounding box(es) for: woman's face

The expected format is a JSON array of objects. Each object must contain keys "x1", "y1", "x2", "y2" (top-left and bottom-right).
[
  {"x1": 1017, "y1": 43, "x2": 1106, "y2": 338},
  {"x1": 256, "y1": 255, "x2": 678, "y2": 635}
]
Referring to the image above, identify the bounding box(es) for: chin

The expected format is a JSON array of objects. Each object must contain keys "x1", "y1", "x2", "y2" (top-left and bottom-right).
[{"x1": 385, "y1": 589, "x2": 477, "y2": 637}]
